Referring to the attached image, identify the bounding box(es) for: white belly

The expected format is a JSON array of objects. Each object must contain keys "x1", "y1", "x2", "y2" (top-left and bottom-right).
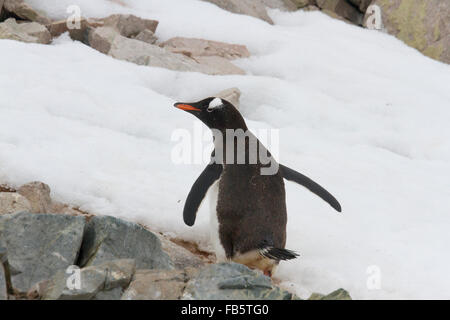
[{"x1": 209, "y1": 180, "x2": 227, "y2": 262}]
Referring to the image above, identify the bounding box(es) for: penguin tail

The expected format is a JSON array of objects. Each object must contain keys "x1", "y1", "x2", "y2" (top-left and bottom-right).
[{"x1": 259, "y1": 247, "x2": 299, "y2": 261}]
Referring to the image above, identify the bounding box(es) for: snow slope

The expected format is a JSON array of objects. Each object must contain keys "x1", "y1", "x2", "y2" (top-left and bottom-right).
[{"x1": 1, "y1": 0, "x2": 450, "y2": 299}]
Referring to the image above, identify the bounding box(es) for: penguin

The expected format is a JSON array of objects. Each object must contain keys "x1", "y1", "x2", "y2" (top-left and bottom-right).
[{"x1": 174, "y1": 97, "x2": 341, "y2": 276}]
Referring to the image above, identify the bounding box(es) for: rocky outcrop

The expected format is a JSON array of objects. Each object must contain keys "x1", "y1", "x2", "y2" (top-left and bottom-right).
[
  {"x1": 101, "y1": 14, "x2": 158, "y2": 37},
  {"x1": 0, "y1": 212, "x2": 85, "y2": 292},
  {"x1": 78, "y1": 215, "x2": 173, "y2": 270},
  {"x1": 183, "y1": 263, "x2": 298, "y2": 300},
  {"x1": 363, "y1": 0, "x2": 450, "y2": 64},
  {"x1": 161, "y1": 37, "x2": 250, "y2": 60},
  {"x1": 316, "y1": 0, "x2": 363, "y2": 25},
  {"x1": 2, "y1": 0, "x2": 51, "y2": 25},
  {"x1": 0, "y1": 192, "x2": 31, "y2": 215},
  {"x1": 201, "y1": 0, "x2": 274, "y2": 24},
  {"x1": 46, "y1": 18, "x2": 104, "y2": 42},
  {"x1": 0, "y1": 18, "x2": 51, "y2": 44}
]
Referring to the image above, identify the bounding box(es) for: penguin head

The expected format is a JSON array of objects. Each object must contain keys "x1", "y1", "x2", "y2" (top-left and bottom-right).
[{"x1": 174, "y1": 97, "x2": 247, "y2": 130}]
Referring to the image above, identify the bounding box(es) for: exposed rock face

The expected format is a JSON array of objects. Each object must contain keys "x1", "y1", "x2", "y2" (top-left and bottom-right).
[
  {"x1": 0, "y1": 192, "x2": 31, "y2": 215},
  {"x1": 46, "y1": 18, "x2": 104, "y2": 42},
  {"x1": 183, "y1": 263, "x2": 298, "y2": 300},
  {"x1": 78, "y1": 215, "x2": 173, "y2": 270},
  {"x1": 316, "y1": 0, "x2": 363, "y2": 25},
  {"x1": 364, "y1": 0, "x2": 450, "y2": 64},
  {"x1": 201, "y1": 0, "x2": 274, "y2": 24},
  {"x1": 17, "y1": 181, "x2": 51, "y2": 213},
  {"x1": 261, "y1": 0, "x2": 298, "y2": 11},
  {"x1": 348, "y1": 0, "x2": 372, "y2": 13},
  {"x1": 0, "y1": 212, "x2": 85, "y2": 292},
  {"x1": 157, "y1": 235, "x2": 206, "y2": 269},
  {"x1": 41, "y1": 259, "x2": 136, "y2": 300},
  {"x1": 308, "y1": 288, "x2": 352, "y2": 300},
  {"x1": 161, "y1": 37, "x2": 250, "y2": 60},
  {"x1": 0, "y1": 18, "x2": 51, "y2": 44},
  {"x1": 122, "y1": 269, "x2": 188, "y2": 300},
  {"x1": 0, "y1": 245, "x2": 7, "y2": 300},
  {"x1": 133, "y1": 29, "x2": 157, "y2": 44},
  {"x1": 291, "y1": 0, "x2": 316, "y2": 9},
  {"x1": 3, "y1": 0, "x2": 51, "y2": 25}
]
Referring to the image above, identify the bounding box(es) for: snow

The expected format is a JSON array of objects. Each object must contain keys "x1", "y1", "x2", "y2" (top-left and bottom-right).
[{"x1": 1, "y1": 0, "x2": 449, "y2": 299}]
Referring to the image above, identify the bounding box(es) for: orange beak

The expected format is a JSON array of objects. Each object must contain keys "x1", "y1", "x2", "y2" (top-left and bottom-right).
[{"x1": 174, "y1": 103, "x2": 201, "y2": 111}]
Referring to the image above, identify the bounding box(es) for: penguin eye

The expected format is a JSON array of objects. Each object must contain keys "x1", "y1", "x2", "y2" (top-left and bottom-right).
[{"x1": 207, "y1": 97, "x2": 223, "y2": 112}]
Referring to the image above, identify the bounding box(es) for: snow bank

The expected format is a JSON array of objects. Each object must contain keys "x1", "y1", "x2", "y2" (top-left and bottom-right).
[{"x1": 0, "y1": 0, "x2": 449, "y2": 299}]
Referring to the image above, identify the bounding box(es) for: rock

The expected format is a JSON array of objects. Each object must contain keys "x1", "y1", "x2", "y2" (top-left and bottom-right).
[
  {"x1": 0, "y1": 212, "x2": 85, "y2": 293},
  {"x1": 309, "y1": 288, "x2": 352, "y2": 300},
  {"x1": 347, "y1": 0, "x2": 372, "y2": 13},
  {"x1": 78, "y1": 215, "x2": 173, "y2": 270},
  {"x1": 3, "y1": 0, "x2": 51, "y2": 25},
  {"x1": 214, "y1": 87, "x2": 241, "y2": 108},
  {"x1": 161, "y1": 37, "x2": 250, "y2": 60},
  {"x1": 17, "y1": 181, "x2": 51, "y2": 213},
  {"x1": 364, "y1": 0, "x2": 450, "y2": 64},
  {"x1": 0, "y1": 246, "x2": 7, "y2": 300},
  {"x1": 201, "y1": 0, "x2": 274, "y2": 24},
  {"x1": 291, "y1": 0, "x2": 316, "y2": 9},
  {"x1": 182, "y1": 263, "x2": 298, "y2": 300},
  {"x1": 0, "y1": 18, "x2": 51, "y2": 44},
  {"x1": 133, "y1": 29, "x2": 157, "y2": 44},
  {"x1": 157, "y1": 235, "x2": 205, "y2": 269},
  {"x1": 193, "y1": 56, "x2": 246, "y2": 75},
  {"x1": 260, "y1": 0, "x2": 298, "y2": 11},
  {"x1": 316, "y1": 0, "x2": 363, "y2": 25},
  {"x1": 46, "y1": 18, "x2": 104, "y2": 42},
  {"x1": 0, "y1": 192, "x2": 31, "y2": 215},
  {"x1": 121, "y1": 269, "x2": 187, "y2": 300},
  {"x1": 101, "y1": 14, "x2": 158, "y2": 37},
  {"x1": 42, "y1": 259, "x2": 136, "y2": 300},
  {"x1": 87, "y1": 26, "x2": 118, "y2": 54}
]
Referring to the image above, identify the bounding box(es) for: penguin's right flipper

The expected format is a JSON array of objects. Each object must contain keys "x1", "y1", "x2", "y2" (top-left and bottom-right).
[
  {"x1": 183, "y1": 162, "x2": 223, "y2": 226},
  {"x1": 259, "y1": 247, "x2": 299, "y2": 261},
  {"x1": 280, "y1": 164, "x2": 342, "y2": 212}
]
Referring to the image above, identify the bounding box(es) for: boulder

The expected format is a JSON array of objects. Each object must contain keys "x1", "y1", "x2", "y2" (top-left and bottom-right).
[
  {"x1": 291, "y1": 0, "x2": 316, "y2": 9},
  {"x1": 3, "y1": 0, "x2": 51, "y2": 25},
  {"x1": 121, "y1": 269, "x2": 187, "y2": 300},
  {"x1": 201, "y1": 0, "x2": 274, "y2": 24},
  {"x1": 0, "y1": 18, "x2": 51, "y2": 44},
  {"x1": 157, "y1": 235, "x2": 206, "y2": 269},
  {"x1": 0, "y1": 245, "x2": 7, "y2": 300},
  {"x1": 78, "y1": 215, "x2": 173, "y2": 270},
  {"x1": 182, "y1": 263, "x2": 298, "y2": 300},
  {"x1": 87, "y1": 26, "x2": 118, "y2": 54},
  {"x1": 41, "y1": 259, "x2": 136, "y2": 300},
  {"x1": 161, "y1": 37, "x2": 250, "y2": 60},
  {"x1": 261, "y1": 0, "x2": 298, "y2": 11},
  {"x1": 46, "y1": 18, "x2": 104, "y2": 42},
  {"x1": 316, "y1": 0, "x2": 363, "y2": 25},
  {"x1": 364, "y1": 0, "x2": 450, "y2": 64},
  {"x1": 17, "y1": 181, "x2": 51, "y2": 213},
  {"x1": 0, "y1": 192, "x2": 31, "y2": 215},
  {"x1": 308, "y1": 288, "x2": 352, "y2": 300},
  {"x1": 214, "y1": 87, "x2": 241, "y2": 108},
  {"x1": 193, "y1": 56, "x2": 246, "y2": 75},
  {"x1": 133, "y1": 29, "x2": 157, "y2": 44},
  {"x1": 0, "y1": 212, "x2": 85, "y2": 293},
  {"x1": 101, "y1": 14, "x2": 158, "y2": 37}
]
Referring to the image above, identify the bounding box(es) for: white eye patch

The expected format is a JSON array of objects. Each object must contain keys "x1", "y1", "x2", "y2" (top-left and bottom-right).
[{"x1": 207, "y1": 97, "x2": 223, "y2": 112}]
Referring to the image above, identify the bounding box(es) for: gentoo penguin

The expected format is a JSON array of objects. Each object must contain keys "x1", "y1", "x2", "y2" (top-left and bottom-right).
[{"x1": 174, "y1": 97, "x2": 341, "y2": 276}]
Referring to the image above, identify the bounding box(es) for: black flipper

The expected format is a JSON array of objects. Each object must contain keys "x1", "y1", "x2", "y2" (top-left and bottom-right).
[
  {"x1": 280, "y1": 164, "x2": 342, "y2": 212},
  {"x1": 259, "y1": 247, "x2": 299, "y2": 261},
  {"x1": 183, "y1": 162, "x2": 223, "y2": 226}
]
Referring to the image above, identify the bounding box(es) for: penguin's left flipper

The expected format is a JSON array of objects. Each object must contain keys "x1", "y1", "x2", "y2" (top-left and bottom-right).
[
  {"x1": 280, "y1": 164, "x2": 342, "y2": 212},
  {"x1": 183, "y1": 162, "x2": 223, "y2": 226}
]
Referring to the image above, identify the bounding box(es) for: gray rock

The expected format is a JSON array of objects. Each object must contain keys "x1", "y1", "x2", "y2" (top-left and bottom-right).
[
  {"x1": 161, "y1": 37, "x2": 251, "y2": 60},
  {"x1": 101, "y1": 14, "x2": 158, "y2": 37},
  {"x1": 121, "y1": 269, "x2": 187, "y2": 300},
  {"x1": 0, "y1": 18, "x2": 52, "y2": 44},
  {"x1": 17, "y1": 181, "x2": 51, "y2": 213},
  {"x1": 42, "y1": 259, "x2": 136, "y2": 300},
  {"x1": 0, "y1": 212, "x2": 85, "y2": 292},
  {"x1": 308, "y1": 288, "x2": 352, "y2": 300},
  {"x1": 157, "y1": 235, "x2": 205, "y2": 269},
  {"x1": 3, "y1": 0, "x2": 51, "y2": 25},
  {"x1": 78, "y1": 215, "x2": 173, "y2": 270},
  {"x1": 201, "y1": 0, "x2": 274, "y2": 24},
  {"x1": 133, "y1": 29, "x2": 157, "y2": 44},
  {"x1": 182, "y1": 263, "x2": 297, "y2": 300},
  {"x1": 0, "y1": 192, "x2": 31, "y2": 215},
  {"x1": 214, "y1": 87, "x2": 241, "y2": 108},
  {"x1": 0, "y1": 246, "x2": 7, "y2": 300}
]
